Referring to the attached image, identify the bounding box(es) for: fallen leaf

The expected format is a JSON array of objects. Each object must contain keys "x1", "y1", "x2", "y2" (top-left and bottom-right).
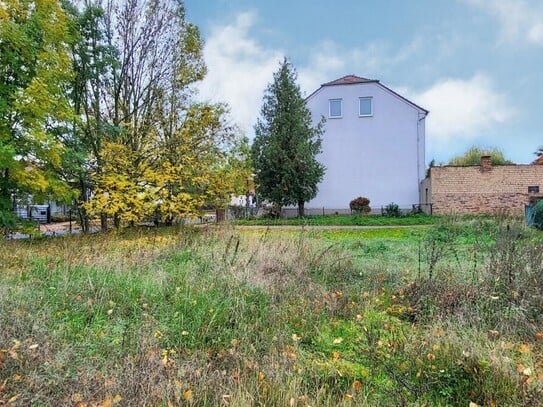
[
  {"x1": 333, "y1": 337, "x2": 343, "y2": 344},
  {"x1": 184, "y1": 389, "x2": 193, "y2": 400},
  {"x1": 352, "y1": 380, "x2": 362, "y2": 390},
  {"x1": 519, "y1": 343, "x2": 530, "y2": 354},
  {"x1": 100, "y1": 394, "x2": 122, "y2": 407}
]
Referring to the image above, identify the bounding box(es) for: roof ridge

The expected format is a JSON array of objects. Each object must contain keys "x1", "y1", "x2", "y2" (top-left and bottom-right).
[{"x1": 322, "y1": 74, "x2": 377, "y2": 86}]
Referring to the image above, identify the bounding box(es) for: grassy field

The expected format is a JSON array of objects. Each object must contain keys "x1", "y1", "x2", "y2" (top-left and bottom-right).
[{"x1": 1, "y1": 217, "x2": 543, "y2": 406}]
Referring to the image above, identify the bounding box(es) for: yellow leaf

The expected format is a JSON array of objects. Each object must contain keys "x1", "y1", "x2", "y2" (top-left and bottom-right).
[
  {"x1": 519, "y1": 343, "x2": 530, "y2": 354},
  {"x1": 258, "y1": 372, "x2": 265, "y2": 383},
  {"x1": 333, "y1": 337, "x2": 343, "y2": 344},
  {"x1": 8, "y1": 394, "x2": 20, "y2": 403},
  {"x1": 184, "y1": 389, "x2": 193, "y2": 400},
  {"x1": 332, "y1": 351, "x2": 341, "y2": 360},
  {"x1": 100, "y1": 394, "x2": 122, "y2": 407}
]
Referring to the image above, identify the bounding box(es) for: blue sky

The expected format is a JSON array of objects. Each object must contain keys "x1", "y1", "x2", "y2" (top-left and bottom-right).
[{"x1": 184, "y1": 0, "x2": 543, "y2": 164}]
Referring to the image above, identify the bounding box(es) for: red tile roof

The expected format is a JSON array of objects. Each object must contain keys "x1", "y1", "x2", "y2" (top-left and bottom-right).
[{"x1": 322, "y1": 75, "x2": 377, "y2": 86}]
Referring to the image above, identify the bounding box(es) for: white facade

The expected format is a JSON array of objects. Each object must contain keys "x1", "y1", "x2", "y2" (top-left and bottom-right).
[{"x1": 306, "y1": 75, "x2": 428, "y2": 211}]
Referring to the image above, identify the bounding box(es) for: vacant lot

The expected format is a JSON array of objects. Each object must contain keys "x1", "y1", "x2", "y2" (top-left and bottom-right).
[{"x1": 1, "y1": 217, "x2": 542, "y2": 406}]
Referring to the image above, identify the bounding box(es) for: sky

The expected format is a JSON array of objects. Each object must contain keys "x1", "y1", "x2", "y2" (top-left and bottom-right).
[{"x1": 184, "y1": 0, "x2": 543, "y2": 165}]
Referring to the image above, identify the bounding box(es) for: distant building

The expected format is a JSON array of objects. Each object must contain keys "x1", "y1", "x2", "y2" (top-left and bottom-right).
[
  {"x1": 421, "y1": 156, "x2": 543, "y2": 215},
  {"x1": 302, "y1": 75, "x2": 428, "y2": 214}
]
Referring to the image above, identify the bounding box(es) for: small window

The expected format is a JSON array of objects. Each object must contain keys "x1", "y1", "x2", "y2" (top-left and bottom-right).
[
  {"x1": 329, "y1": 99, "x2": 342, "y2": 118},
  {"x1": 359, "y1": 97, "x2": 373, "y2": 116},
  {"x1": 528, "y1": 186, "x2": 540, "y2": 193}
]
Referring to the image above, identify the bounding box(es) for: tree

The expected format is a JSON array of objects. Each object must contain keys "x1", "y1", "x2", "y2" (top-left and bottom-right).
[
  {"x1": 252, "y1": 58, "x2": 325, "y2": 217},
  {"x1": 533, "y1": 146, "x2": 543, "y2": 164},
  {"x1": 64, "y1": 1, "x2": 120, "y2": 231},
  {"x1": 448, "y1": 146, "x2": 513, "y2": 165},
  {"x1": 83, "y1": 0, "x2": 246, "y2": 227},
  {"x1": 0, "y1": 0, "x2": 77, "y2": 231}
]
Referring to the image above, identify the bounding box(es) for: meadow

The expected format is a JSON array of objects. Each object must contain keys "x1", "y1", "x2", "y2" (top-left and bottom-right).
[{"x1": 1, "y1": 216, "x2": 543, "y2": 406}]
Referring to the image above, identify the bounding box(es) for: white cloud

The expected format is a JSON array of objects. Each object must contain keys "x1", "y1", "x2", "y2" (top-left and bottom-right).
[
  {"x1": 196, "y1": 12, "x2": 283, "y2": 137},
  {"x1": 196, "y1": 11, "x2": 427, "y2": 136},
  {"x1": 298, "y1": 37, "x2": 423, "y2": 97},
  {"x1": 408, "y1": 74, "x2": 512, "y2": 146},
  {"x1": 464, "y1": 0, "x2": 543, "y2": 45}
]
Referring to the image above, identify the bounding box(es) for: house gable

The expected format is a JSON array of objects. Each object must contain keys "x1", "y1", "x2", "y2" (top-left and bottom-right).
[
  {"x1": 307, "y1": 75, "x2": 428, "y2": 116},
  {"x1": 305, "y1": 75, "x2": 428, "y2": 211}
]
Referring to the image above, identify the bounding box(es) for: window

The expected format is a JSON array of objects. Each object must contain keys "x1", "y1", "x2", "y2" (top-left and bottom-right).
[
  {"x1": 528, "y1": 186, "x2": 540, "y2": 193},
  {"x1": 359, "y1": 97, "x2": 373, "y2": 116},
  {"x1": 329, "y1": 99, "x2": 342, "y2": 118}
]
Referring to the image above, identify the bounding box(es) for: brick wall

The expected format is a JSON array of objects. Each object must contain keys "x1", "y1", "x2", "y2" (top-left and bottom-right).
[{"x1": 427, "y1": 164, "x2": 543, "y2": 215}]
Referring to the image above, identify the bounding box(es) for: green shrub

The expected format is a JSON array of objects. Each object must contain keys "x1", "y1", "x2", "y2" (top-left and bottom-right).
[
  {"x1": 349, "y1": 196, "x2": 371, "y2": 214},
  {"x1": 533, "y1": 200, "x2": 543, "y2": 230},
  {"x1": 383, "y1": 202, "x2": 401, "y2": 217}
]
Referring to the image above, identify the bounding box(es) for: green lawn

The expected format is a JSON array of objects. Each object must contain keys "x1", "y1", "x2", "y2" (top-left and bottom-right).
[
  {"x1": 1, "y1": 218, "x2": 542, "y2": 405},
  {"x1": 232, "y1": 213, "x2": 438, "y2": 226}
]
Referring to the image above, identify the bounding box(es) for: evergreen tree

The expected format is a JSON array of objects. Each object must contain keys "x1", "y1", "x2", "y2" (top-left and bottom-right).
[{"x1": 252, "y1": 58, "x2": 325, "y2": 217}]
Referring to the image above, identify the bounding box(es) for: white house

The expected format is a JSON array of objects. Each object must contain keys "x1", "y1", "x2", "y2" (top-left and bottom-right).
[{"x1": 305, "y1": 75, "x2": 428, "y2": 212}]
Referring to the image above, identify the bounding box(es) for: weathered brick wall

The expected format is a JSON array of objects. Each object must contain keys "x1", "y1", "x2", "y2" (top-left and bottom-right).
[{"x1": 428, "y1": 165, "x2": 543, "y2": 215}]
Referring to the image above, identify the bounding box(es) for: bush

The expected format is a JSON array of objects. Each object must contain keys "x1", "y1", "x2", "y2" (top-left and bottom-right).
[
  {"x1": 349, "y1": 197, "x2": 371, "y2": 214},
  {"x1": 533, "y1": 200, "x2": 543, "y2": 230},
  {"x1": 383, "y1": 202, "x2": 401, "y2": 217}
]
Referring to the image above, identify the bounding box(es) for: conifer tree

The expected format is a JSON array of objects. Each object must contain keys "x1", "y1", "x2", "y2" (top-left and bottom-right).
[{"x1": 252, "y1": 58, "x2": 325, "y2": 217}]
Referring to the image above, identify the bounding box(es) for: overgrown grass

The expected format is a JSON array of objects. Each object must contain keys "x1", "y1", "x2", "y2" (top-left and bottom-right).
[{"x1": 1, "y1": 218, "x2": 542, "y2": 406}]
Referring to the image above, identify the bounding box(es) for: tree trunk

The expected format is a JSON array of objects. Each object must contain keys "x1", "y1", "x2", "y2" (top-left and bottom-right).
[
  {"x1": 101, "y1": 212, "x2": 108, "y2": 231},
  {"x1": 297, "y1": 200, "x2": 305, "y2": 217}
]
